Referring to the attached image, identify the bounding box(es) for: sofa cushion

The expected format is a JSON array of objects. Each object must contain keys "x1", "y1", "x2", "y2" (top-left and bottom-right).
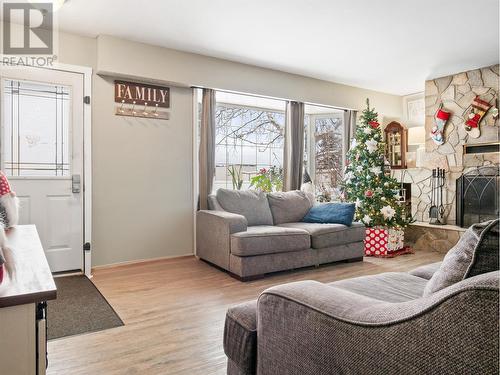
[
  {"x1": 207, "y1": 194, "x2": 224, "y2": 211},
  {"x1": 231, "y1": 226, "x2": 310, "y2": 256},
  {"x1": 216, "y1": 189, "x2": 273, "y2": 226},
  {"x1": 329, "y1": 272, "x2": 428, "y2": 302},
  {"x1": 267, "y1": 190, "x2": 314, "y2": 225},
  {"x1": 278, "y1": 222, "x2": 365, "y2": 249},
  {"x1": 408, "y1": 262, "x2": 442, "y2": 280},
  {"x1": 302, "y1": 202, "x2": 355, "y2": 226},
  {"x1": 224, "y1": 300, "x2": 257, "y2": 375},
  {"x1": 424, "y1": 219, "x2": 499, "y2": 296}
]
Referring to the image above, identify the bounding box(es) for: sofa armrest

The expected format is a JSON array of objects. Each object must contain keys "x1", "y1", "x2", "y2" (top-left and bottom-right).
[
  {"x1": 256, "y1": 272, "x2": 499, "y2": 375},
  {"x1": 198, "y1": 210, "x2": 248, "y2": 234},
  {"x1": 196, "y1": 210, "x2": 247, "y2": 270},
  {"x1": 224, "y1": 300, "x2": 258, "y2": 375}
]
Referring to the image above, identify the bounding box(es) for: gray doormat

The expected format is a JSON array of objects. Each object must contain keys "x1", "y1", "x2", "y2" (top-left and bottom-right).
[{"x1": 47, "y1": 275, "x2": 124, "y2": 340}]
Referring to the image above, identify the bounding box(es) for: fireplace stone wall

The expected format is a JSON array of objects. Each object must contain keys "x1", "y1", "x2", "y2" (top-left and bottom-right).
[{"x1": 392, "y1": 64, "x2": 499, "y2": 225}]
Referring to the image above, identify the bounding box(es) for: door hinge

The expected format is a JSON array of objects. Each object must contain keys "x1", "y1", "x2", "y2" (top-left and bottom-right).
[
  {"x1": 83, "y1": 242, "x2": 91, "y2": 252},
  {"x1": 84, "y1": 96, "x2": 91, "y2": 104}
]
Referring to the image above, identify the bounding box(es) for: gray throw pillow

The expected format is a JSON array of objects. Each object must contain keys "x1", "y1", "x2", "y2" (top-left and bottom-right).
[
  {"x1": 423, "y1": 219, "x2": 499, "y2": 296},
  {"x1": 267, "y1": 190, "x2": 314, "y2": 225},
  {"x1": 216, "y1": 189, "x2": 273, "y2": 226}
]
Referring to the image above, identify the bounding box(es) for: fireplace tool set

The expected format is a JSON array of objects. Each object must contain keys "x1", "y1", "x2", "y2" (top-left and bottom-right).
[{"x1": 429, "y1": 168, "x2": 446, "y2": 225}]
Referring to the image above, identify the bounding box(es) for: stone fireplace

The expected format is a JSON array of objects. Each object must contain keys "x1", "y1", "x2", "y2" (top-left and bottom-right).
[{"x1": 393, "y1": 64, "x2": 499, "y2": 226}]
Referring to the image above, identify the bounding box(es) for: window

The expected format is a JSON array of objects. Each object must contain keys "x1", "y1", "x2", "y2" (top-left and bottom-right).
[
  {"x1": 2, "y1": 79, "x2": 71, "y2": 177},
  {"x1": 214, "y1": 92, "x2": 286, "y2": 191},
  {"x1": 304, "y1": 105, "x2": 345, "y2": 200}
]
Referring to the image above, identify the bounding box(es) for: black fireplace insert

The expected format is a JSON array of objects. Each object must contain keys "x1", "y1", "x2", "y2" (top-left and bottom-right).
[{"x1": 456, "y1": 166, "x2": 499, "y2": 228}]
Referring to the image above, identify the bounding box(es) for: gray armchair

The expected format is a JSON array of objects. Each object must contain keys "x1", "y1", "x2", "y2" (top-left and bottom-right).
[{"x1": 224, "y1": 265, "x2": 499, "y2": 375}]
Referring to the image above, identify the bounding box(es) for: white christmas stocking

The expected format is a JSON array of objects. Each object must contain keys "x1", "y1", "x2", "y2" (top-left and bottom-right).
[{"x1": 430, "y1": 106, "x2": 450, "y2": 145}]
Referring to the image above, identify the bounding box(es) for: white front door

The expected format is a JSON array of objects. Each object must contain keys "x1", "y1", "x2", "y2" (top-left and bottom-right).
[{"x1": 0, "y1": 66, "x2": 84, "y2": 272}]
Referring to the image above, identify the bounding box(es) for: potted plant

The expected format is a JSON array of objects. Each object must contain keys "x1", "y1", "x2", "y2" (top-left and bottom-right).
[
  {"x1": 250, "y1": 166, "x2": 283, "y2": 193},
  {"x1": 227, "y1": 165, "x2": 244, "y2": 190}
]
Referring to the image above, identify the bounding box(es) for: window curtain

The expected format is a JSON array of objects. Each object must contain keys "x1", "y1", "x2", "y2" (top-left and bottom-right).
[
  {"x1": 344, "y1": 109, "x2": 357, "y2": 154},
  {"x1": 198, "y1": 88, "x2": 216, "y2": 210},
  {"x1": 283, "y1": 101, "x2": 305, "y2": 191}
]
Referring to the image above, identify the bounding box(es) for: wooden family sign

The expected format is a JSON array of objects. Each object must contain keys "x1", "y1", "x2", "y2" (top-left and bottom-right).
[{"x1": 114, "y1": 80, "x2": 170, "y2": 108}]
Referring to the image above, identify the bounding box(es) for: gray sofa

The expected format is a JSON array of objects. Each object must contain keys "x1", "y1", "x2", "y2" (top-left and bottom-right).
[
  {"x1": 196, "y1": 189, "x2": 365, "y2": 280},
  {"x1": 223, "y1": 220, "x2": 500, "y2": 375}
]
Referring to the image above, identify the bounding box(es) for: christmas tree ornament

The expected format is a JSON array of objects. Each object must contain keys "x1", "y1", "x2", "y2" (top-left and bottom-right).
[
  {"x1": 341, "y1": 99, "x2": 411, "y2": 257},
  {"x1": 380, "y1": 205, "x2": 396, "y2": 219},
  {"x1": 430, "y1": 104, "x2": 451, "y2": 146},
  {"x1": 465, "y1": 96, "x2": 492, "y2": 139},
  {"x1": 366, "y1": 139, "x2": 378, "y2": 153}
]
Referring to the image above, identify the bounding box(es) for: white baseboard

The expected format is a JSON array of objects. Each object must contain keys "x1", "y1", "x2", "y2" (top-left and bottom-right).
[{"x1": 91, "y1": 253, "x2": 195, "y2": 271}]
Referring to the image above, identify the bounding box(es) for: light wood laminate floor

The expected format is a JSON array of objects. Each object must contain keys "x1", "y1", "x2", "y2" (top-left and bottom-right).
[{"x1": 47, "y1": 250, "x2": 443, "y2": 375}]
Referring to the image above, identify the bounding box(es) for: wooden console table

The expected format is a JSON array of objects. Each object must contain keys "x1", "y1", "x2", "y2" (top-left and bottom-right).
[{"x1": 0, "y1": 225, "x2": 57, "y2": 375}]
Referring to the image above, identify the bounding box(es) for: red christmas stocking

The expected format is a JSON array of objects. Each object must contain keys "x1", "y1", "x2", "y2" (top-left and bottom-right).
[{"x1": 465, "y1": 96, "x2": 491, "y2": 138}]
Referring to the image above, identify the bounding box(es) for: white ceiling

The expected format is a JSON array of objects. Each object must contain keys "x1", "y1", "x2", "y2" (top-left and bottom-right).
[{"x1": 57, "y1": 0, "x2": 499, "y2": 95}]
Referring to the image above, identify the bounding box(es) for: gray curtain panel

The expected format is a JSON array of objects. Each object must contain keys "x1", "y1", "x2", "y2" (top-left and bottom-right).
[
  {"x1": 344, "y1": 109, "x2": 357, "y2": 152},
  {"x1": 199, "y1": 88, "x2": 216, "y2": 210},
  {"x1": 283, "y1": 101, "x2": 305, "y2": 191}
]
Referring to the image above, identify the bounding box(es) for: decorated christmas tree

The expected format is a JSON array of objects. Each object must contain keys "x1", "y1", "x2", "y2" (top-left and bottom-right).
[{"x1": 341, "y1": 99, "x2": 410, "y2": 229}]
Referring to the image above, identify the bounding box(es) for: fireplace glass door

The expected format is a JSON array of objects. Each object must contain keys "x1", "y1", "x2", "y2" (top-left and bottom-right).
[{"x1": 456, "y1": 167, "x2": 499, "y2": 228}]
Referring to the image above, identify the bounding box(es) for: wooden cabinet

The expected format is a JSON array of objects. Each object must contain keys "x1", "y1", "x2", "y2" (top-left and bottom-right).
[
  {"x1": 0, "y1": 225, "x2": 56, "y2": 375},
  {"x1": 384, "y1": 121, "x2": 408, "y2": 169}
]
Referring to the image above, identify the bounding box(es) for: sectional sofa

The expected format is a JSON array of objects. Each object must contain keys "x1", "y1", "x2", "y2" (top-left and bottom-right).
[{"x1": 196, "y1": 189, "x2": 365, "y2": 280}]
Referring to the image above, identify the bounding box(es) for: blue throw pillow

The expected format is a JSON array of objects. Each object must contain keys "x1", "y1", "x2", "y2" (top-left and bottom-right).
[{"x1": 302, "y1": 203, "x2": 355, "y2": 226}]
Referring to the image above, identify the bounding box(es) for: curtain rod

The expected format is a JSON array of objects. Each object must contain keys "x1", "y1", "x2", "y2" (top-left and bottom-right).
[{"x1": 191, "y1": 86, "x2": 351, "y2": 112}]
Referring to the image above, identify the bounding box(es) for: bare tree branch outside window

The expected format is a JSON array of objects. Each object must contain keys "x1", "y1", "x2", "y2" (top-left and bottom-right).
[
  {"x1": 215, "y1": 104, "x2": 285, "y2": 190},
  {"x1": 313, "y1": 117, "x2": 344, "y2": 200}
]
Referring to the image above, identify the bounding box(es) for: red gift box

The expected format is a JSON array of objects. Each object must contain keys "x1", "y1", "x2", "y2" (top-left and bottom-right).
[{"x1": 364, "y1": 227, "x2": 404, "y2": 256}]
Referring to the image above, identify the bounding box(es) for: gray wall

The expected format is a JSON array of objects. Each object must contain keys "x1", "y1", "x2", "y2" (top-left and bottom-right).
[{"x1": 91, "y1": 78, "x2": 194, "y2": 265}]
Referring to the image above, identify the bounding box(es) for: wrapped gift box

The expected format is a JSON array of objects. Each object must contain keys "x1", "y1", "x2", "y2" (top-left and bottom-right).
[{"x1": 364, "y1": 227, "x2": 404, "y2": 256}]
